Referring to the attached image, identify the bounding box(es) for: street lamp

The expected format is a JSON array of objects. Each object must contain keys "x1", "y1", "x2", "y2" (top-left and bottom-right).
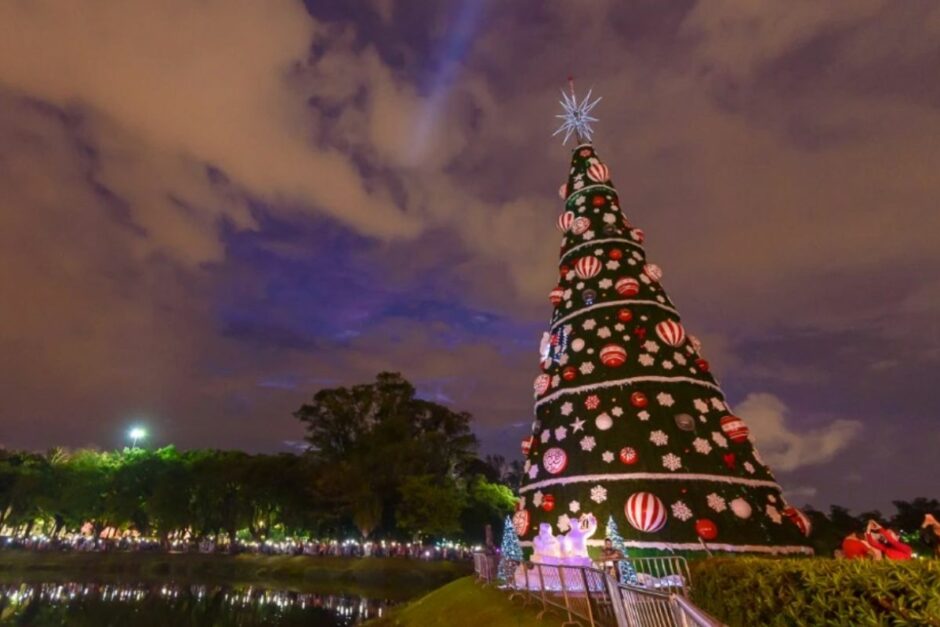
[{"x1": 128, "y1": 427, "x2": 147, "y2": 449}]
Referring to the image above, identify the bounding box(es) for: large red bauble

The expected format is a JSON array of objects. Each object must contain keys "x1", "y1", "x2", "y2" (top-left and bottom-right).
[
  {"x1": 562, "y1": 366, "x2": 578, "y2": 381},
  {"x1": 783, "y1": 506, "x2": 812, "y2": 537},
  {"x1": 625, "y1": 492, "x2": 667, "y2": 533},
  {"x1": 541, "y1": 495, "x2": 556, "y2": 512},
  {"x1": 609, "y1": 248, "x2": 623, "y2": 260},
  {"x1": 591, "y1": 194, "x2": 606, "y2": 207},
  {"x1": 619, "y1": 447, "x2": 638, "y2": 465},
  {"x1": 629, "y1": 391, "x2": 648, "y2": 408},
  {"x1": 695, "y1": 519, "x2": 718, "y2": 541},
  {"x1": 542, "y1": 447, "x2": 568, "y2": 475},
  {"x1": 720, "y1": 415, "x2": 750, "y2": 443},
  {"x1": 615, "y1": 277, "x2": 640, "y2": 297},
  {"x1": 600, "y1": 344, "x2": 627, "y2": 367},
  {"x1": 521, "y1": 437, "x2": 534, "y2": 456},
  {"x1": 512, "y1": 509, "x2": 530, "y2": 536},
  {"x1": 571, "y1": 217, "x2": 591, "y2": 235},
  {"x1": 557, "y1": 211, "x2": 575, "y2": 232},
  {"x1": 574, "y1": 256, "x2": 602, "y2": 279},
  {"x1": 617, "y1": 308, "x2": 633, "y2": 323},
  {"x1": 695, "y1": 358, "x2": 710, "y2": 372},
  {"x1": 655, "y1": 319, "x2": 686, "y2": 347},
  {"x1": 549, "y1": 286, "x2": 564, "y2": 306},
  {"x1": 533, "y1": 374, "x2": 551, "y2": 396}
]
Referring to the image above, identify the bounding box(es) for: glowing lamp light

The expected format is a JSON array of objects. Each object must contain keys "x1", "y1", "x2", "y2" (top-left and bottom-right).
[{"x1": 128, "y1": 427, "x2": 147, "y2": 448}]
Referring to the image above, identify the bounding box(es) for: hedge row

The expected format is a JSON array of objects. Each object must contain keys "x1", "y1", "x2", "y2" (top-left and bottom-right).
[{"x1": 690, "y1": 557, "x2": 940, "y2": 626}]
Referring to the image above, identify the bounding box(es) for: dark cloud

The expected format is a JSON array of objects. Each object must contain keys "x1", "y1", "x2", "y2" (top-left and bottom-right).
[{"x1": 0, "y1": 0, "x2": 937, "y2": 511}]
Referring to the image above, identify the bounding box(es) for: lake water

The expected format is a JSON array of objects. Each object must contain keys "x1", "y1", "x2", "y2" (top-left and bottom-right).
[{"x1": 0, "y1": 582, "x2": 392, "y2": 626}]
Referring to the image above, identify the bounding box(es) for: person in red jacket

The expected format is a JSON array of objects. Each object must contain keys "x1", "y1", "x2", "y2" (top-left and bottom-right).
[{"x1": 864, "y1": 520, "x2": 912, "y2": 561}]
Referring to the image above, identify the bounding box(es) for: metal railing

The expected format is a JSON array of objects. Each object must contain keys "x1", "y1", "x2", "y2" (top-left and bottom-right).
[
  {"x1": 625, "y1": 556, "x2": 692, "y2": 597},
  {"x1": 473, "y1": 553, "x2": 724, "y2": 627}
]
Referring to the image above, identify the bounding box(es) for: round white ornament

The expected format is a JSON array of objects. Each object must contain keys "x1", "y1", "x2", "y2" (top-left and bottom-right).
[{"x1": 730, "y1": 498, "x2": 752, "y2": 519}]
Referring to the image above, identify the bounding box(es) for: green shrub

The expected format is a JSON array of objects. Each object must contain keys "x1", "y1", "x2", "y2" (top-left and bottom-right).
[{"x1": 691, "y1": 557, "x2": 940, "y2": 626}]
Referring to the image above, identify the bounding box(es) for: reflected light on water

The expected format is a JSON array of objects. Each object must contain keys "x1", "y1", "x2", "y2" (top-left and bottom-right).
[{"x1": 0, "y1": 582, "x2": 391, "y2": 626}]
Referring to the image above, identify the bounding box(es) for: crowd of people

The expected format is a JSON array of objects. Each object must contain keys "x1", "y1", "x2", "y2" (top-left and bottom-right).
[
  {"x1": 839, "y1": 515, "x2": 940, "y2": 560},
  {"x1": 1, "y1": 533, "x2": 474, "y2": 561}
]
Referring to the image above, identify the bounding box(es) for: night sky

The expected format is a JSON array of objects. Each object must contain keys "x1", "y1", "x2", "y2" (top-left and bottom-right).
[{"x1": 1, "y1": 2, "x2": 938, "y2": 513}]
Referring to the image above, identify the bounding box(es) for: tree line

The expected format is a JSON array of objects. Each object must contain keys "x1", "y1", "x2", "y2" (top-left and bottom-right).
[{"x1": 0, "y1": 373, "x2": 517, "y2": 545}]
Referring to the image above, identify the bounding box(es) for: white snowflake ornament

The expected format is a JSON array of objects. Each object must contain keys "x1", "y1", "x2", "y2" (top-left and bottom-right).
[
  {"x1": 656, "y1": 392, "x2": 675, "y2": 407},
  {"x1": 707, "y1": 493, "x2": 727, "y2": 513},
  {"x1": 662, "y1": 453, "x2": 682, "y2": 471},
  {"x1": 671, "y1": 501, "x2": 693, "y2": 521},
  {"x1": 650, "y1": 430, "x2": 669, "y2": 446},
  {"x1": 590, "y1": 485, "x2": 608, "y2": 503}
]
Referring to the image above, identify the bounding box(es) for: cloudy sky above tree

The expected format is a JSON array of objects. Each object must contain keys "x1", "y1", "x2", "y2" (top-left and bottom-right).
[{"x1": 1, "y1": 0, "x2": 938, "y2": 511}]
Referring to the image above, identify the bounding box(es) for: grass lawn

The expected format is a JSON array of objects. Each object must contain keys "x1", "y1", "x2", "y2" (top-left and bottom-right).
[
  {"x1": 0, "y1": 550, "x2": 469, "y2": 600},
  {"x1": 366, "y1": 576, "x2": 546, "y2": 627}
]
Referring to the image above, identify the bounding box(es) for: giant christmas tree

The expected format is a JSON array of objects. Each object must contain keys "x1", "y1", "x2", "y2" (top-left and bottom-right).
[{"x1": 513, "y1": 84, "x2": 813, "y2": 555}]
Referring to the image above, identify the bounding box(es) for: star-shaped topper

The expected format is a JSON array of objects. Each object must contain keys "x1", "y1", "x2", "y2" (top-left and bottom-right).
[{"x1": 553, "y1": 76, "x2": 602, "y2": 145}]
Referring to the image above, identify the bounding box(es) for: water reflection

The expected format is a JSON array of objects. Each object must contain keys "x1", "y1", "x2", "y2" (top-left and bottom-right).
[{"x1": 0, "y1": 582, "x2": 390, "y2": 626}]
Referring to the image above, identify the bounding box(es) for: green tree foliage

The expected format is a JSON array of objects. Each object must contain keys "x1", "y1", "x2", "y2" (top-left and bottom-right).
[
  {"x1": 294, "y1": 372, "x2": 489, "y2": 541},
  {"x1": 0, "y1": 374, "x2": 517, "y2": 543},
  {"x1": 397, "y1": 475, "x2": 467, "y2": 538},
  {"x1": 691, "y1": 558, "x2": 940, "y2": 626}
]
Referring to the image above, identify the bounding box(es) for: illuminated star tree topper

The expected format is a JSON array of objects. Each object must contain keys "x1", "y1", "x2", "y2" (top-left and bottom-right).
[{"x1": 553, "y1": 76, "x2": 602, "y2": 145}]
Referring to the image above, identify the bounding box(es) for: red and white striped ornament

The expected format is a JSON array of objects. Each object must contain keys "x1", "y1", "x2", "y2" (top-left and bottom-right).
[
  {"x1": 615, "y1": 277, "x2": 640, "y2": 297},
  {"x1": 549, "y1": 286, "x2": 564, "y2": 306},
  {"x1": 655, "y1": 320, "x2": 686, "y2": 347},
  {"x1": 720, "y1": 415, "x2": 750, "y2": 443},
  {"x1": 625, "y1": 492, "x2": 667, "y2": 533},
  {"x1": 783, "y1": 506, "x2": 812, "y2": 537},
  {"x1": 533, "y1": 374, "x2": 551, "y2": 396},
  {"x1": 630, "y1": 228, "x2": 645, "y2": 243},
  {"x1": 587, "y1": 162, "x2": 610, "y2": 183},
  {"x1": 512, "y1": 509, "x2": 530, "y2": 536},
  {"x1": 644, "y1": 263, "x2": 663, "y2": 282},
  {"x1": 571, "y1": 217, "x2": 591, "y2": 235},
  {"x1": 600, "y1": 344, "x2": 627, "y2": 367},
  {"x1": 558, "y1": 183, "x2": 568, "y2": 200},
  {"x1": 521, "y1": 437, "x2": 533, "y2": 456},
  {"x1": 575, "y1": 256, "x2": 602, "y2": 279},
  {"x1": 542, "y1": 447, "x2": 568, "y2": 475},
  {"x1": 557, "y1": 211, "x2": 575, "y2": 232}
]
